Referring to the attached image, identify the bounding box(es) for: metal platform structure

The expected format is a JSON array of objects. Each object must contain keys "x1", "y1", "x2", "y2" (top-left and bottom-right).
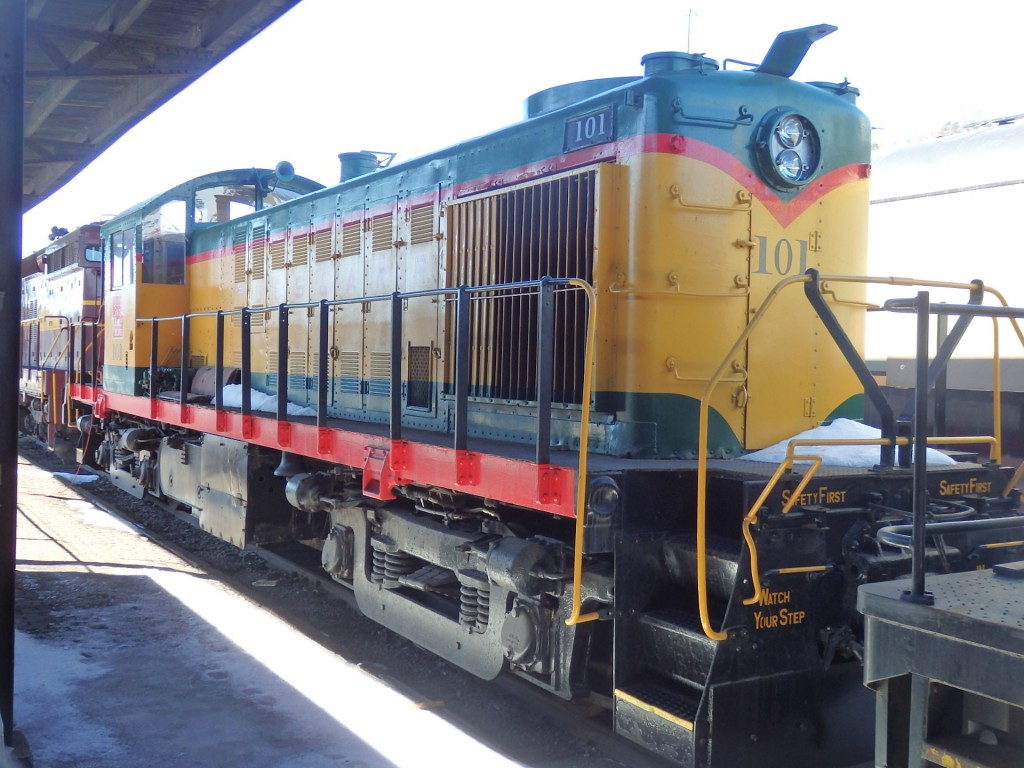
[
  {"x1": 2, "y1": 0, "x2": 306, "y2": 748},
  {"x1": 859, "y1": 566, "x2": 1024, "y2": 768},
  {"x1": 858, "y1": 292, "x2": 1024, "y2": 768},
  {"x1": 22, "y1": 0, "x2": 304, "y2": 211}
]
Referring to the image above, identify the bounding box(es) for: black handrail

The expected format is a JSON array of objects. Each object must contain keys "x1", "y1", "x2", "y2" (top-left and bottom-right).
[
  {"x1": 135, "y1": 278, "x2": 586, "y2": 462},
  {"x1": 803, "y1": 270, "x2": 903, "y2": 468},
  {"x1": 896, "y1": 281, "x2": 984, "y2": 421},
  {"x1": 886, "y1": 290, "x2": 1024, "y2": 603}
]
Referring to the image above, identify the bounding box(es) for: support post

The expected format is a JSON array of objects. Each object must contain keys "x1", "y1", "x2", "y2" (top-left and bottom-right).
[
  {"x1": 0, "y1": 0, "x2": 25, "y2": 744},
  {"x1": 904, "y1": 291, "x2": 934, "y2": 605}
]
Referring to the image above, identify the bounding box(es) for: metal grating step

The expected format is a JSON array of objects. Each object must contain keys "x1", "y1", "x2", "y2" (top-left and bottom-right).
[
  {"x1": 662, "y1": 532, "x2": 741, "y2": 604},
  {"x1": 638, "y1": 609, "x2": 717, "y2": 688},
  {"x1": 616, "y1": 677, "x2": 701, "y2": 729},
  {"x1": 614, "y1": 677, "x2": 700, "y2": 764}
]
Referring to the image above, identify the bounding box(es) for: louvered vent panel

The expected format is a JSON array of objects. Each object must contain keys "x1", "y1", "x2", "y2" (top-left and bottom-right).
[
  {"x1": 292, "y1": 233, "x2": 309, "y2": 267},
  {"x1": 288, "y1": 352, "x2": 307, "y2": 374},
  {"x1": 368, "y1": 351, "x2": 390, "y2": 396},
  {"x1": 287, "y1": 351, "x2": 307, "y2": 389},
  {"x1": 267, "y1": 351, "x2": 279, "y2": 387},
  {"x1": 446, "y1": 170, "x2": 596, "y2": 405},
  {"x1": 371, "y1": 214, "x2": 393, "y2": 252},
  {"x1": 251, "y1": 224, "x2": 266, "y2": 280},
  {"x1": 314, "y1": 228, "x2": 334, "y2": 262},
  {"x1": 410, "y1": 205, "x2": 434, "y2": 244},
  {"x1": 232, "y1": 227, "x2": 247, "y2": 283},
  {"x1": 270, "y1": 239, "x2": 286, "y2": 270},
  {"x1": 230, "y1": 352, "x2": 242, "y2": 369},
  {"x1": 309, "y1": 352, "x2": 321, "y2": 391},
  {"x1": 250, "y1": 306, "x2": 265, "y2": 333},
  {"x1": 341, "y1": 222, "x2": 361, "y2": 257},
  {"x1": 339, "y1": 350, "x2": 360, "y2": 393}
]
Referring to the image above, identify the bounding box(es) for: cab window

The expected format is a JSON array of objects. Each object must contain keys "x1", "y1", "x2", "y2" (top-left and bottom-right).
[
  {"x1": 142, "y1": 201, "x2": 186, "y2": 285},
  {"x1": 194, "y1": 184, "x2": 256, "y2": 224},
  {"x1": 108, "y1": 228, "x2": 134, "y2": 289}
]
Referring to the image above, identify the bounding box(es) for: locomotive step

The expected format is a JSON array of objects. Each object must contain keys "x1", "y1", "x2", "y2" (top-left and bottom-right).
[
  {"x1": 637, "y1": 609, "x2": 718, "y2": 690},
  {"x1": 662, "y1": 532, "x2": 741, "y2": 602},
  {"x1": 614, "y1": 676, "x2": 700, "y2": 765}
]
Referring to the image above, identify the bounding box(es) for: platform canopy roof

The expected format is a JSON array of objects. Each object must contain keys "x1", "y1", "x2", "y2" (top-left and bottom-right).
[{"x1": 22, "y1": 0, "x2": 303, "y2": 212}]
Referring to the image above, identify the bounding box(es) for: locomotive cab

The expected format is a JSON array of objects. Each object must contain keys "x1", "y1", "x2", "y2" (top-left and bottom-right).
[{"x1": 100, "y1": 168, "x2": 324, "y2": 399}]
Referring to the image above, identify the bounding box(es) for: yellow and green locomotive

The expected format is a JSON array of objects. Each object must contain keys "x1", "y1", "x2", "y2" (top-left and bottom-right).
[{"x1": 69, "y1": 25, "x2": 1024, "y2": 768}]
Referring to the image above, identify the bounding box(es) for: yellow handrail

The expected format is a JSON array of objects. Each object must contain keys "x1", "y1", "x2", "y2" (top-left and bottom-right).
[
  {"x1": 696, "y1": 274, "x2": 810, "y2": 640},
  {"x1": 740, "y1": 435, "x2": 1001, "y2": 605},
  {"x1": 694, "y1": 274, "x2": 1024, "y2": 641},
  {"x1": 564, "y1": 278, "x2": 600, "y2": 627}
]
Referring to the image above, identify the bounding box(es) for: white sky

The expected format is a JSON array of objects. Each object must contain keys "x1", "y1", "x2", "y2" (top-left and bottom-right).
[{"x1": 22, "y1": 0, "x2": 1018, "y2": 255}]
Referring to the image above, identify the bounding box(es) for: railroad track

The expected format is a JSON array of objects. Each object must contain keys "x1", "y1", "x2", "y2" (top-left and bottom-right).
[{"x1": 25, "y1": 441, "x2": 673, "y2": 768}]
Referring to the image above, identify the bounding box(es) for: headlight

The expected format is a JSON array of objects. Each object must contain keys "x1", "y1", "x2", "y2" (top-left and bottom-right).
[
  {"x1": 776, "y1": 149, "x2": 805, "y2": 181},
  {"x1": 757, "y1": 111, "x2": 821, "y2": 189},
  {"x1": 587, "y1": 476, "x2": 620, "y2": 517},
  {"x1": 776, "y1": 115, "x2": 806, "y2": 148}
]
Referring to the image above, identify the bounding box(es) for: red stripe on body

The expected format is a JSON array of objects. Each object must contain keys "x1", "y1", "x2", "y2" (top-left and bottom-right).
[
  {"x1": 185, "y1": 132, "x2": 866, "y2": 267},
  {"x1": 70, "y1": 384, "x2": 577, "y2": 518}
]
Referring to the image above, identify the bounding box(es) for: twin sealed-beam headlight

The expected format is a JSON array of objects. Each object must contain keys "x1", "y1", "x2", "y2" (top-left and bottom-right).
[{"x1": 757, "y1": 111, "x2": 821, "y2": 189}]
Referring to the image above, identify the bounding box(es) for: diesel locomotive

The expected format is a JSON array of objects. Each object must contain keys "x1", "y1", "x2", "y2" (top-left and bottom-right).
[
  {"x1": 19, "y1": 223, "x2": 103, "y2": 452},
  {"x1": 47, "y1": 24, "x2": 1024, "y2": 767}
]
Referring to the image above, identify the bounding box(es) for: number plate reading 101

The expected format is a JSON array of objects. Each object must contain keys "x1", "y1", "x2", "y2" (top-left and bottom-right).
[{"x1": 564, "y1": 107, "x2": 615, "y2": 152}]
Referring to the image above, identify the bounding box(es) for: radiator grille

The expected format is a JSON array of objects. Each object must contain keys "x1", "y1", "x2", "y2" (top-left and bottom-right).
[{"x1": 446, "y1": 170, "x2": 595, "y2": 404}]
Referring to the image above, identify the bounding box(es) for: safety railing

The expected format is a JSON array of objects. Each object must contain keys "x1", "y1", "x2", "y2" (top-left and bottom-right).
[
  {"x1": 695, "y1": 272, "x2": 1024, "y2": 640},
  {"x1": 69, "y1": 319, "x2": 103, "y2": 389},
  {"x1": 21, "y1": 315, "x2": 104, "y2": 431},
  {"x1": 135, "y1": 279, "x2": 601, "y2": 624},
  {"x1": 135, "y1": 277, "x2": 602, "y2": 620},
  {"x1": 19, "y1": 315, "x2": 71, "y2": 374},
  {"x1": 137, "y1": 278, "x2": 594, "y2": 455}
]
